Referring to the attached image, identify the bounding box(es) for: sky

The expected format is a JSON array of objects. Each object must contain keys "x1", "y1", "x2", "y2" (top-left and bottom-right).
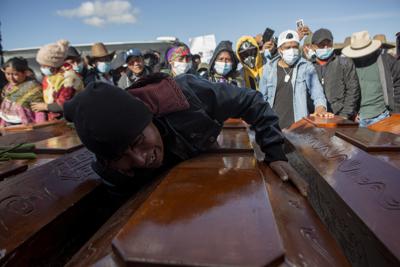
[{"x1": 1, "y1": 0, "x2": 399, "y2": 50}]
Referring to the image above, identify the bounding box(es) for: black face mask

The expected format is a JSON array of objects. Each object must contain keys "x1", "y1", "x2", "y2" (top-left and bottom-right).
[
  {"x1": 353, "y1": 49, "x2": 381, "y2": 68},
  {"x1": 238, "y1": 41, "x2": 258, "y2": 69}
]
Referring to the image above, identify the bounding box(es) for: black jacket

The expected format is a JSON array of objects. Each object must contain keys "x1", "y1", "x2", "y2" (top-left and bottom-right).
[
  {"x1": 380, "y1": 53, "x2": 400, "y2": 112},
  {"x1": 94, "y1": 74, "x2": 286, "y2": 190},
  {"x1": 313, "y1": 55, "x2": 361, "y2": 118}
]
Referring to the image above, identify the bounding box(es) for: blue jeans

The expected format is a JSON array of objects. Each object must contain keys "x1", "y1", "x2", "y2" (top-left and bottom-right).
[{"x1": 359, "y1": 110, "x2": 390, "y2": 127}]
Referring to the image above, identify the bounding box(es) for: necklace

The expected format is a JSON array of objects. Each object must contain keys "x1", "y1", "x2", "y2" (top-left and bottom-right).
[{"x1": 281, "y1": 66, "x2": 293, "y2": 83}]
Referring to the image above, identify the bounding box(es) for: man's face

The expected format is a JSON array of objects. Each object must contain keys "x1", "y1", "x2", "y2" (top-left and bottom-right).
[
  {"x1": 216, "y1": 51, "x2": 232, "y2": 63},
  {"x1": 312, "y1": 39, "x2": 333, "y2": 50},
  {"x1": 278, "y1": 41, "x2": 299, "y2": 54},
  {"x1": 127, "y1": 56, "x2": 144, "y2": 74},
  {"x1": 108, "y1": 122, "x2": 164, "y2": 175}
]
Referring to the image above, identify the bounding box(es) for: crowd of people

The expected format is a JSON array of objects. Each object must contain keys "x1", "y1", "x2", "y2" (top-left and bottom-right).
[{"x1": 0, "y1": 26, "x2": 399, "y2": 191}]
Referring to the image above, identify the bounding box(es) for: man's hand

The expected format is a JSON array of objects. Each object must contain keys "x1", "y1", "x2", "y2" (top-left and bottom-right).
[
  {"x1": 312, "y1": 105, "x2": 334, "y2": 118},
  {"x1": 31, "y1": 102, "x2": 48, "y2": 112},
  {"x1": 269, "y1": 160, "x2": 309, "y2": 196},
  {"x1": 296, "y1": 26, "x2": 311, "y2": 41}
]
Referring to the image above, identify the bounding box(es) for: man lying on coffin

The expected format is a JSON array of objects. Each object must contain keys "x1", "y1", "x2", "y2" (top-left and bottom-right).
[{"x1": 64, "y1": 73, "x2": 303, "y2": 194}]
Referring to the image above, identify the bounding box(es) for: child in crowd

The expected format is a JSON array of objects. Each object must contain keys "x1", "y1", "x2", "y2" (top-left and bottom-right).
[{"x1": 0, "y1": 57, "x2": 46, "y2": 126}]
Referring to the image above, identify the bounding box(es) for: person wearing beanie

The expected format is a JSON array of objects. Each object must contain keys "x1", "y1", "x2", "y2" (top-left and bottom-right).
[
  {"x1": 259, "y1": 30, "x2": 331, "y2": 129},
  {"x1": 65, "y1": 73, "x2": 301, "y2": 194},
  {"x1": 310, "y1": 28, "x2": 361, "y2": 120},
  {"x1": 32, "y1": 39, "x2": 84, "y2": 121},
  {"x1": 117, "y1": 48, "x2": 152, "y2": 89}
]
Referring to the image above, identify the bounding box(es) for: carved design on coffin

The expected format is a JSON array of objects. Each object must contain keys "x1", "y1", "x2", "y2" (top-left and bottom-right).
[
  {"x1": 51, "y1": 151, "x2": 95, "y2": 181},
  {"x1": 287, "y1": 125, "x2": 400, "y2": 266},
  {"x1": 0, "y1": 187, "x2": 55, "y2": 240},
  {"x1": 338, "y1": 160, "x2": 400, "y2": 211}
]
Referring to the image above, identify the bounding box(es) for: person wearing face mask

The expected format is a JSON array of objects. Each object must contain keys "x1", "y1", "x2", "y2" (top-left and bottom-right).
[
  {"x1": 259, "y1": 30, "x2": 331, "y2": 129},
  {"x1": 342, "y1": 31, "x2": 400, "y2": 127},
  {"x1": 235, "y1": 36, "x2": 264, "y2": 90},
  {"x1": 302, "y1": 34, "x2": 317, "y2": 62},
  {"x1": 32, "y1": 39, "x2": 84, "y2": 121},
  {"x1": 85, "y1": 42, "x2": 115, "y2": 86},
  {"x1": 64, "y1": 46, "x2": 87, "y2": 83},
  {"x1": 207, "y1": 41, "x2": 242, "y2": 86},
  {"x1": 164, "y1": 43, "x2": 197, "y2": 77},
  {"x1": 311, "y1": 28, "x2": 360, "y2": 120},
  {"x1": 118, "y1": 48, "x2": 152, "y2": 89}
]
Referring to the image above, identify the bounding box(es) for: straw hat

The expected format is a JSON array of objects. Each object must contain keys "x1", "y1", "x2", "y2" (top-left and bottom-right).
[
  {"x1": 342, "y1": 31, "x2": 381, "y2": 58},
  {"x1": 373, "y1": 34, "x2": 395, "y2": 49},
  {"x1": 89, "y1": 42, "x2": 115, "y2": 61}
]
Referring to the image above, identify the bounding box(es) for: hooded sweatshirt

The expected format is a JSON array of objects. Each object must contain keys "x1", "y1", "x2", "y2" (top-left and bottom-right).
[
  {"x1": 235, "y1": 36, "x2": 264, "y2": 90},
  {"x1": 208, "y1": 41, "x2": 242, "y2": 86}
]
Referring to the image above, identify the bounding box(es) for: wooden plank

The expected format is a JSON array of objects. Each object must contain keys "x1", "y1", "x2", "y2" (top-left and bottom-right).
[
  {"x1": 208, "y1": 128, "x2": 253, "y2": 153},
  {"x1": 66, "y1": 154, "x2": 257, "y2": 267},
  {"x1": 223, "y1": 118, "x2": 247, "y2": 129},
  {"x1": 0, "y1": 123, "x2": 71, "y2": 146},
  {"x1": 335, "y1": 127, "x2": 400, "y2": 152},
  {"x1": 0, "y1": 120, "x2": 66, "y2": 134},
  {"x1": 112, "y1": 155, "x2": 284, "y2": 267},
  {"x1": 0, "y1": 148, "x2": 102, "y2": 265},
  {"x1": 34, "y1": 134, "x2": 83, "y2": 154},
  {"x1": 0, "y1": 160, "x2": 28, "y2": 181},
  {"x1": 368, "y1": 113, "x2": 400, "y2": 135},
  {"x1": 284, "y1": 119, "x2": 400, "y2": 267},
  {"x1": 66, "y1": 174, "x2": 165, "y2": 267},
  {"x1": 304, "y1": 115, "x2": 358, "y2": 128},
  {"x1": 259, "y1": 164, "x2": 351, "y2": 267}
]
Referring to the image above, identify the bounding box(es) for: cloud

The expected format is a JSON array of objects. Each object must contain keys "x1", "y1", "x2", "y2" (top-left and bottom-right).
[
  {"x1": 57, "y1": 0, "x2": 138, "y2": 27},
  {"x1": 310, "y1": 12, "x2": 399, "y2": 23}
]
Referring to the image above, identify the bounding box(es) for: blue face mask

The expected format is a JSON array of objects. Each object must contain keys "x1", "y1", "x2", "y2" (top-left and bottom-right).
[
  {"x1": 73, "y1": 62, "x2": 84, "y2": 73},
  {"x1": 40, "y1": 67, "x2": 54, "y2": 76},
  {"x1": 214, "y1": 61, "x2": 232, "y2": 76},
  {"x1": 264, "y1": 49, "x2": 271, "y2": 59},
  {"x1": 97, "y1": 62, "x2": 111, "y2": 73},
  {"x1": 315, "y1": 47, "x2": 334, "y2": 60}
]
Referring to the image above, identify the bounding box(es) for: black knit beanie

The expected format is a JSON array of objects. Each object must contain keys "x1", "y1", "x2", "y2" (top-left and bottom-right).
[{"x1": 64, "y1": 82, "x2": 153, "y2": 160}]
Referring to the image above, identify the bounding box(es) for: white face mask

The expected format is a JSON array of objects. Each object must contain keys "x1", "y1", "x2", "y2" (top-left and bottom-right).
[
  {"x1": 40, "y1": 67, "x2": 54, "y2": 76},
  {"x1": 281, "y1": 48, "x2": 300, "y2": 66},
  {"x1": 214, "y1": 61, "x2": 232, "y2": 76},
  {"x1": 172, "y1": 61, "x2": 192, "y2": 76}
]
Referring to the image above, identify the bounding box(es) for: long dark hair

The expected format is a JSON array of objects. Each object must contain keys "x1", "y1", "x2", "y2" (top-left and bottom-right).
[{"x1": 2, "y1": 57, "x2": 29, "y2": 72}]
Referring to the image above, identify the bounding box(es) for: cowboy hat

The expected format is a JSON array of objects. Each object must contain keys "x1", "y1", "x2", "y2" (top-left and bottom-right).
[
  {"x1": 342, "y1": 31, "x2": 381, "y2": 58},
  {"x1": 373, "y1": 34, "x2": 395, "y2": 49},
  {"x1": 89, "y1": 42, "x2": 115, "y2": 61}
]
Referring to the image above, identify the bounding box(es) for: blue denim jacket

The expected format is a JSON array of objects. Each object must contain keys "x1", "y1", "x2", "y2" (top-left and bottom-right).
[{"x1": 259, "y1": 57, "x2": 327, "y2": 122}]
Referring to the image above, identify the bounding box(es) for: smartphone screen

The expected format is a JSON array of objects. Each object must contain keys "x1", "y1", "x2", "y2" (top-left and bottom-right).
[{"x1": 296, "y1": 19, "x2": 304, "y2": 29}]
